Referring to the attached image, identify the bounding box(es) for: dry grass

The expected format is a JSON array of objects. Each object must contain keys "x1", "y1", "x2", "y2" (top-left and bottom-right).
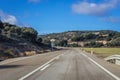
[{"x1": 83, "y1": 48, "x2": 120, "y2": 58}]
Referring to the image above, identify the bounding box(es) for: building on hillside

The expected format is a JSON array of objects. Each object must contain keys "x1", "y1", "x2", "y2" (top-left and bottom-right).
[
  {"x1": 96, "y1": 40, "x2": 108, "y2": 45},
  {"x1": 68, "y1": 41, "x2": 88, "y2": 47}
]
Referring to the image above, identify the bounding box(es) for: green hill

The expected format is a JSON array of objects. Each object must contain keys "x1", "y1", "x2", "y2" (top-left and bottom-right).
[
  {"x1": 0, "y1": 21, "x2": 51, "y2": 60},
  {"x1": 40, "y1": 30, "x2": 120, "y2": 47}
]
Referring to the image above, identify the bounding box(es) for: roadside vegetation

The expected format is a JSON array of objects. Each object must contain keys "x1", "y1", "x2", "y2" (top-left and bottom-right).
[
  {"x1": 1, "y1": 19, "x2": 120, "y2": 60},
  {"x1": 83, "y1": 48, "x2": 120, "y2": 58},
  {"x1": 0, "y1": 20, "x2": 51, "y2": 60},
  {"x1": 41, "y1": 30, "x2": 120, "y2": 47}
]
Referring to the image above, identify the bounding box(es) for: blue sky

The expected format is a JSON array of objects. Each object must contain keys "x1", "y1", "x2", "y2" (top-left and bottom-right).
[{"x1": 0, "y1": 0, "x2": 120, "y2": 34}]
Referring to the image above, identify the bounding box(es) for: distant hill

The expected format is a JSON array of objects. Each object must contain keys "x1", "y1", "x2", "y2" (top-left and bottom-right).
[
  {"x1": 1, "y1": 20, "x2": 120, "y2": 60},
  {"x1": 40, "y1": 30, "x2": 120, "y2": 47}
]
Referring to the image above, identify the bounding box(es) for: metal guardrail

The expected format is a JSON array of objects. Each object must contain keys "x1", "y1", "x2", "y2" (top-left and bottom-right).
[
  {"x1": 104, "y1": 55, "x2": 120, "y2": 65},
  {"x1": 105, "y1": 55, "x2": 120, "y2": 60}
]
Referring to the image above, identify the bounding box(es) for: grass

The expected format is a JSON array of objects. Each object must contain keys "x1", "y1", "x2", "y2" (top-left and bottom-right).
[{"x1": 83, "y1": 48, "x2": 120, "y2": 58}]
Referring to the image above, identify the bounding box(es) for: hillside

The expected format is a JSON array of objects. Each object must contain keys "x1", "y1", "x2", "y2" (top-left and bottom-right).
[
  {"x1": 0, "y1": 21, "x2": 51, "y2": 60},
  {"x1": 40, "y1": 30, "x2": 120, "y2": 47},
  {"x1": 1, "y1": 20, "x2": 120, "y2": 60}
]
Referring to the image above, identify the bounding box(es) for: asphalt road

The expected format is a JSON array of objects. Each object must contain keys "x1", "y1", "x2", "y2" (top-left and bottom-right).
[{"x1": 0, "y1": 48, "x2": 120, "y2": 80}]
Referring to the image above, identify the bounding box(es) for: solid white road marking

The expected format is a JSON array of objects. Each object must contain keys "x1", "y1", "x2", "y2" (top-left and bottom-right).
[
  {"x1": 40, "y1": 64, "x2": 50, "y2": 71},
  {"x1": 80, "y1": 52, "x2": 120, "y2": 80},
  {"x1": 18, "y1": 53, "x2": 64, "y2": 80},
  {"x1": 55, "y1": 56, "x2": 60, "y2": 60}
]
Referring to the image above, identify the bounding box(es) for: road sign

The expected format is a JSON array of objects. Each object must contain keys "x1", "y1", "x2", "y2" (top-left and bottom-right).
[{"x1": 50, "y1": 39, "x2": 55, "y2": 51}]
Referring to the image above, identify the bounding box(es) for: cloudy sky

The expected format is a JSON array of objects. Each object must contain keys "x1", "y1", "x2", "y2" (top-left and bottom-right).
[{"x1": 0, "y1": 0, "x2": 120, "y2": 34}]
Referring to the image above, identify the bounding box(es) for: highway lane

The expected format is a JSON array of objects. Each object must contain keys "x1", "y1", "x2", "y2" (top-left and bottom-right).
[
  {"x1": 0, "y1": 48, "x2": 120, "y2": 80},
  {"x1": 24, "y1": 49, "x2": 120, "y2": 80},
  {"x1": 0, "y1": 50, "x2": 68, "y2": 80}
]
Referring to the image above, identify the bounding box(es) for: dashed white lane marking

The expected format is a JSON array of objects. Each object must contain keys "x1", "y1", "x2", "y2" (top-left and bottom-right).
[
  {"x1": 18, "y1": 53, "x2": 64, "y2": 80},
  {"x1": 80, "y1": 52, "x2": 120, "y2": 80},
  {"x1": 40, "y1": 64, "x2": 50, "y2": 71}
]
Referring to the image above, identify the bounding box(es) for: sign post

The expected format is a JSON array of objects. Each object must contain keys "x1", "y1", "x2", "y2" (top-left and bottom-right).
[
  {"x1": 91, "y1": 48, "x2": 93, "y2": 55},
  {"x1": 50, "y1": 39, "x2": 55, "y2": 51}
]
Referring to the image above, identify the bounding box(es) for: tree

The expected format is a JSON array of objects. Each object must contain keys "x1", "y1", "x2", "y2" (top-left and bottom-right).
[
  {"x1": 113, "y1": 33, "x2": 120, "y2": 39},
  {"x1": 0, "y1": 20, "x2": 3, "y2": 27},
  {"x1": 71, "y1": 35, "x2": 84, "y2": 41},
  {"x1": 107, "y1": 37, "x2": 120, "y2": 47},
  {"x1": 0, "y1": 20, "x2": 4, "y2": 34},
  {"x1": 58, "y1": 40, "x2": 68, "y2": 47},
  {"x1": 36, "y1": 37, "x2": 43, "y2": 45},
  {"x1": 21, "y1": 27, "x2": 38, "y2": 42},
  {"x1": 84, "y1": 41, "x2": 103, "y2": 47},
  {"x1": 72, "y1": 33, "x2": 97, "y2": 42},
  {"x1": 84, "y1": 33, "x2": 97, "y2": 40}
]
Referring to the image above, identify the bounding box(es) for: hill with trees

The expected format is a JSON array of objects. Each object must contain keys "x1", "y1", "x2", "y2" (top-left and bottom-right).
[
  {"x1": 0, "y1": 21, "x2": 51, "y2": 60},
  {"x1": 1, "y1": 20, "x2": 120, "y2": 60},
  {"x1": 40, "y1": 30, "x2": 120, "y2": 47}
]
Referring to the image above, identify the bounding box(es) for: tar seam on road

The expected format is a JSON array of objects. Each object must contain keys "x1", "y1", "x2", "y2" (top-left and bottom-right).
[
  {"x1": 80, "y1": 52, "x2": 120, "y2": 80},
  {"x1": 18, "y1": 53, "x2": 65, "y2": 80}
]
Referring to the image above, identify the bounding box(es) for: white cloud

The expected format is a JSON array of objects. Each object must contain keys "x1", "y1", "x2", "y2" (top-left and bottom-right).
[
  {"x1": 0, "y1": 10, "x2": 17, "y2": 24},
  {"x1": 101, "y1": 16, "x2": 120, "y2": 23},
  {"x1": 72, "y1": 0, "x2": 119, "y2": 16},
  {"x1": 28, "y1": 0, "x2": 40, "y2": 3}
]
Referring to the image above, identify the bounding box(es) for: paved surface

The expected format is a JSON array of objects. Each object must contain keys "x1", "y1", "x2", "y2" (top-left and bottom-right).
[{"x1": 0, "y1": 48, "x2": 120, "y2": 80}]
